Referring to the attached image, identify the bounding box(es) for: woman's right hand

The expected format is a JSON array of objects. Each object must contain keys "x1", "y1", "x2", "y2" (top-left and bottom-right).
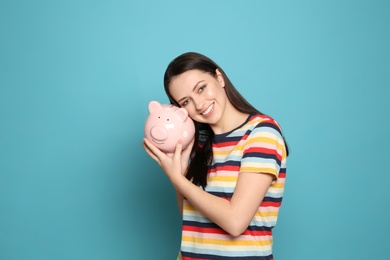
[{"x1": 142, "y1": 137, "x2": 192, "y2": 180}]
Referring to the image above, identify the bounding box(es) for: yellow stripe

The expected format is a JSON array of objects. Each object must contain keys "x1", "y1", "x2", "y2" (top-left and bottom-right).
[
  {"x1": 183, "y1": 204, "x2": 197, "y2": 211},
  {"x1": 214, "y1": 144, "x2": 285, "y2": 158},
  {"x1": 240, "y1": 167, "x2": 277, "y2": 176},
  {"x1": 270, "y1": 182, "x2": 284, "y2": 188},
  {"x1": 255, "y1": 211, "x2": 279, "y2": 217},
  {"x1": 208, "y1": 176, "x2": 238, "y2": 182}
]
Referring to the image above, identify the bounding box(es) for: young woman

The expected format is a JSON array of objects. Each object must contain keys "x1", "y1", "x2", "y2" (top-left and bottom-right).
[{"x1": 143, "y1": 52, "x2": 289, "y2": 260}]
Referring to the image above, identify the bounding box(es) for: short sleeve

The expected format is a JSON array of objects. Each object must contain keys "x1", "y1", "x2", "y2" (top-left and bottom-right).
[{"x1": 239, "y1": 120, "x2": 287, "y2": 180}]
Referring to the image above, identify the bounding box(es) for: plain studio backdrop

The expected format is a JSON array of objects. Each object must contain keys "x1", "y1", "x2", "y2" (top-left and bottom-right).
[{"x1": 0, "y1": 1, "x2": 389, "y2": 259}]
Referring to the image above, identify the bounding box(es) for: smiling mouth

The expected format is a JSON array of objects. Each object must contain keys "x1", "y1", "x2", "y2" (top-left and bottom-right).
[{"x1": 201, "y1": 102, "x2": 214, "y2": 116}]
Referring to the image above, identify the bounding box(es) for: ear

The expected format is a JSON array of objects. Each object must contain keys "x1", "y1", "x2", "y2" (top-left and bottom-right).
[
  {"x1": 215, "y1": 69, "x2": 225, "y2": 87},
  {"x1": 148, "y1": 100, "x2": 163, "y2": 113},
  {"x1": 176, "y1": 107, "x2": 189, "y2": 122}
]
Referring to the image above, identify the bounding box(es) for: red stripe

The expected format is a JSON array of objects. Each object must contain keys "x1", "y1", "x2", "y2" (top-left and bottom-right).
[
  {"x1": 216, "y1": 165, "x2": 240, "y2": 171},
  {"x1": 183, "y1": 225, "x2": 273, "y2": 237},
  {"x1": 245, "y1": 147, "x2": 282, "y2": 161},
  {"x1": 210, "y1": 165, "x2": 240, "y2": 173},
  {"x1": 183, "y1": 224, "x2": 274, "y2": 236},
  {"x1": 183, "y1": 225, "x2": 229, "y2": 235},
  {"x1": 260, "y1": 201, "x2": 281, "y2": 207},
  {"x1": 242, "y1": 229, "x2": 273, "y2": 236},
  {"x1": 213, "y1": 141, "x2": 241, "y2": 148}
]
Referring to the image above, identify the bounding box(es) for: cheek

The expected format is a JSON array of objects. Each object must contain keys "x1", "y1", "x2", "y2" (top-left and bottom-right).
[
  {"x1": 186, "y1": 106, "x2": 198, "y2": 119},
  {"x1": 205, "y1": 84, "x2": 222, "y2": 98}
]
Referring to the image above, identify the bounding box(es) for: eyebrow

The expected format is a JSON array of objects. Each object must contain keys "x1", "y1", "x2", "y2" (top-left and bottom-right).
[{"x1": 177, "y1": 80, "x2": 205, "y2": 103}]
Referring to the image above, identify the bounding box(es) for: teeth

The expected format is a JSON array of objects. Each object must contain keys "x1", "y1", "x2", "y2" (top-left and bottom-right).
[{"x1": 202, "y1": 104, "x2": 213, "y2": 115}]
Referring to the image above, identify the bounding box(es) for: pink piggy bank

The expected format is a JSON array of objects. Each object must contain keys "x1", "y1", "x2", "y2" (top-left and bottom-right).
[{"x1": 144, "y1": 100, "x2": 195, "y2": 154}]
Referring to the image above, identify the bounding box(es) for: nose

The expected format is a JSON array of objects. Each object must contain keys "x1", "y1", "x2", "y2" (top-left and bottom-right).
[
  {"x1": 150, "y1": 126, "x2": 168, "y2": 141},
  {"x1": 192, "y1": 96, "x2": 204, "y2": 111}
]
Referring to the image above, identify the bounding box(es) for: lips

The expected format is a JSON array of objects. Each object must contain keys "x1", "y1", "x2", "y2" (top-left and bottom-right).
[{"x1": 201, "y1": 102, "x2": 214, "y2": 116}]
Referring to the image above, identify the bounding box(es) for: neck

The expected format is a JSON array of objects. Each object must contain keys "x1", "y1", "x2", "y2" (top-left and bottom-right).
[{"x1": 210, "y1": 104, "x2": 249, "y2": 134}]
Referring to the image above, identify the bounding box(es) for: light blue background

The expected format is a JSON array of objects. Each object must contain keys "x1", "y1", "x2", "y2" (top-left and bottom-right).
[{"x1": 1, "y1": 1, "x2": 389, "y2": 259}]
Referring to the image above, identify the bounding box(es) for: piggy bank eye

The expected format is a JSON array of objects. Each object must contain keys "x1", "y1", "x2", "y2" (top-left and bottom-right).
[{"x1": 166, "y1": 119, "x2": 170, "y2": 121}]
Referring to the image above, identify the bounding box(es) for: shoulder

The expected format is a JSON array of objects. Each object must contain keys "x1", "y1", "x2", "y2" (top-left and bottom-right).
[
  {"x1": 245, "y1": 114, "x2": 284, "y2": 137},
  {"x1": 243, "y1": 114, "x2": 287, "y2": 156},
  {"x1": 240, "y1": 114, "x2": 287, "y2": 175}
]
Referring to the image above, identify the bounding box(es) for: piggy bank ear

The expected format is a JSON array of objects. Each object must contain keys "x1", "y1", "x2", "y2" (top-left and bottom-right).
[
  {"x1": 176, "y1": 107, "x2": 189, "y2": 122},
  {"x1": 148, "y1": 101, "x2": 163, "y2": 113}
]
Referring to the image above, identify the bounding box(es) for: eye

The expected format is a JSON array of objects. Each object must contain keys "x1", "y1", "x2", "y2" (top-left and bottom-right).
[
  {"x1": 198, "y1": 85, "x2": 206, "y2": 92},
  {"x1": 181, "y1": 99, "x2": 190, "y2": 107}
]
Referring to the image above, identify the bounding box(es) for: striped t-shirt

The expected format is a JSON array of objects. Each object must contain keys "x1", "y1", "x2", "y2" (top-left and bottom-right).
[{"x1": 178, "y1": 114, "x2": 287, "y2": 260}]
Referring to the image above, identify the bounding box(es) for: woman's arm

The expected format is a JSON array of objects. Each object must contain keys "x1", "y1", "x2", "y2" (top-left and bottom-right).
[
  {"x1": 171, "y1": 170, "x2": 273, "y2": 237},
  {"x1": 143, "y1": 138, "x2": 273, "y2": 237}
]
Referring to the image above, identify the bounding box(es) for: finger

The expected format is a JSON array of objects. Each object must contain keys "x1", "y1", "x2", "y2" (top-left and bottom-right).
[
  {"x1": 173, "y1": 140, "x2": 183, "y2": 160},
  {"x1": 142, "y1": 141, "x2": 160, "y2": 163}
]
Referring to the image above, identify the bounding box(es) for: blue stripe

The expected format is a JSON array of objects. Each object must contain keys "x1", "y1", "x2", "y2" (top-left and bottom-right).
[
  {"x1": 212, "y1": 160, "x2": 241, "y2": 168},
  {"x1": 255, "y1": 122, "x2": 283, "y2": 136},
  {"x1": 208, "y1": 191, "x2": 233, "y2": 198},
  {"x1": 182, "y1": 220, "x2": 220, "y2": 229},
  {"x1": 243, "y1": 152, "x2": 281, "y2": 166},
  {"x1": 262, "y1": 196, "x2": 282, "y2": 203}
]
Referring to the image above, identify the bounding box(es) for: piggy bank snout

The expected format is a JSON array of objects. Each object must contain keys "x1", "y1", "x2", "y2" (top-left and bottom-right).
[{"x1": 150, "y1": 126, "x2": 168, "y2": 141}]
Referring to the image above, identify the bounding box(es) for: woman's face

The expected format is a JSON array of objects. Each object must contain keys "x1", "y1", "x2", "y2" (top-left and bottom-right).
[{"x1": 169, "y1": 69, "x2": 228, "y2": 126}]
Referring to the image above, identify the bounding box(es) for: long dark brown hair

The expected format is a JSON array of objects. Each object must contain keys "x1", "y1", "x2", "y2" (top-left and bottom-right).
[{"x1": 164, "y1": 52, "x2": 289, "y2": 189}]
